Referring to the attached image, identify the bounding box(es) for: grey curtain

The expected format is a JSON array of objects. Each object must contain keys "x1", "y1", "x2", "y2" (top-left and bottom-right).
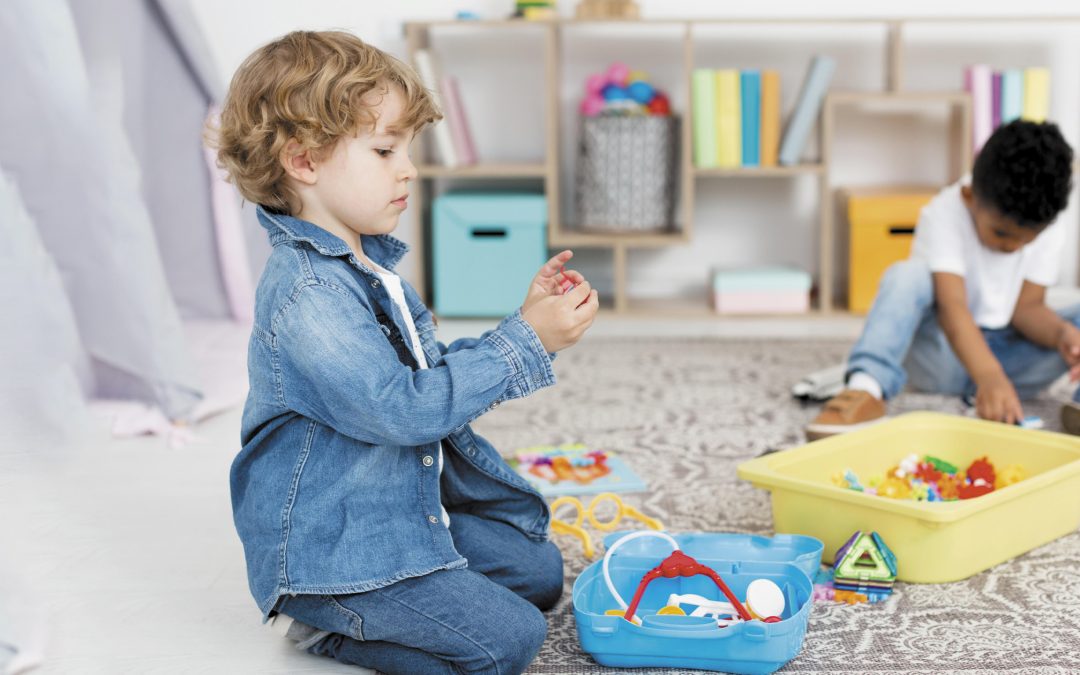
[{"x1": 0, "y1": 0, "x2": 202, "y2": 421}]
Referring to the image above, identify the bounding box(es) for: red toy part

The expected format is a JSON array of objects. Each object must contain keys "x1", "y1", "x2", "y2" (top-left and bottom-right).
[
  {"x1": 957, "y1": 481, "x2": 994, "y2": 500},
  {"x1": 966, "y1": 456, "x2": 996, "y2": 486},
  {"x1": 647, "y1": 93, "x2": 671, "y2": 115},
  {"x1": 623, "y1": 550, "x2": 753, "y2": 623},
  {"x1": 914, "y1": 461, "x2": 942, "y2": 484}
]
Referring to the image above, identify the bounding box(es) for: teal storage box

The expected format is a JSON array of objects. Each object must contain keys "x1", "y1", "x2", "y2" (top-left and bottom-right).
[{"x1": 433, "y1": 193, "x2": 548, "y2": 317}]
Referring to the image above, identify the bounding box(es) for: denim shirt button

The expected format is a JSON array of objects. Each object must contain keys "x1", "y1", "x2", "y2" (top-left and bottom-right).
[
  {"x1": 467, "y1": 446, "x2": 476, "y2": 456},
  {"x1": 370, "y1": 279, "x2": 380, "y2": 288},
  {"x1": 422, "y1": 455, "x2": 434, "y2": 467},
  {"x1": 427, "y1": 515, "x2": 439, "y2": 524}
]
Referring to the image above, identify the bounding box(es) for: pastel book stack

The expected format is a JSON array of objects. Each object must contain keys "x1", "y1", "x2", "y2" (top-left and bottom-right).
[
  {"x1": 964, "y1": 64, "x2": 1050, "y2": 153},
  {"x1": 413, "y1": 49, "x2": 479, "y2": 167},
  {"x1": 711, "y1": 266, "x2": 811, "y2": 314},
  {"x1": 690, "y1": 67, "x2": 781, "y2": 168},
  {"x1": 832, "y1": 530, "x2": 898, "y2": 601}
]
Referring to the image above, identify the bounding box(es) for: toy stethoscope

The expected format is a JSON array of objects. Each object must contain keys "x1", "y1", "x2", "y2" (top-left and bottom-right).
[
  {"x1": 601, "y1": 531, "x2": 785, "y2": 627},
  {"x1": 550, "y1": 492, "x2": 664, "y2": 559}
]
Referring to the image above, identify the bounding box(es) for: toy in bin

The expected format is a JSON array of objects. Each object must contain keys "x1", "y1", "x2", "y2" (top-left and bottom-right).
[{"x1": 572, "y1": 530, "x2": 822, "y2": 674}]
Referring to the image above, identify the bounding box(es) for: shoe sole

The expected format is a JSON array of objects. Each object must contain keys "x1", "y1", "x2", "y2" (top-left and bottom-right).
[
  {"x1": 805, "y1": 417, "x2": 886, "y2": 442},
  {"x1": 1061, "y1": 402, "x2": 1080, "y2": 435}
]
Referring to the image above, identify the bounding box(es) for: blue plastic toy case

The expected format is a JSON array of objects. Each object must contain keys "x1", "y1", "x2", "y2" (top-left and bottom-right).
[{"x1": 572, "y1": 531, "x2": 823, "y2": 674}]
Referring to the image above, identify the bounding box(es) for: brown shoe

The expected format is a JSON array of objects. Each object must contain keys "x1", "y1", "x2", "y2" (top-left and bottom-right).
[
  {"x1": 805, "y1": 389, "x2": 887, "y2": 441},
  {"x1": 1061, "y1": 402, "x2": 1080, "y2": 435}
]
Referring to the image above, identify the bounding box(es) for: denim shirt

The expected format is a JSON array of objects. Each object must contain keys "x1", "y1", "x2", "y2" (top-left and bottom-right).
[{"x1": 231, "y1": 207, "x2": 555, "y2": 618}]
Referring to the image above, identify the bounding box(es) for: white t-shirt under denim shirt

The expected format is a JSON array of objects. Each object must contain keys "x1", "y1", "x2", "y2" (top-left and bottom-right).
[
  {"x1": 372, "y1": 263, "x2": 450, "y2": 527},
  {"x1": 909, "y1": 180, "x2": 1066, "y2": 329}
]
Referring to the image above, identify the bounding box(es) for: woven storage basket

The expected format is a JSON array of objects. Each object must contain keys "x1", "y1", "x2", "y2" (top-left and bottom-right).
[{"x1": 575, "y1": 115, "x2": 680, "y2": 231}]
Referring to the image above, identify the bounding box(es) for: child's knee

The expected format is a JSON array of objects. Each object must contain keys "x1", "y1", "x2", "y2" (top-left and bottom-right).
[
  {"x1": 482, "y1": 602, "x2": 548, "y2": 674},
  {"x1": 881, "y1": 259, "x2": 932, "y2": 299},
  {"x1": 528, "y1": 541, "x2": 565, "y2": 610}
]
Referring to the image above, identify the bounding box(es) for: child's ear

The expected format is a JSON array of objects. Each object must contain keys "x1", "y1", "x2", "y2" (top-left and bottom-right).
[
  {"x1": 280, "y1": 139, "x2": 318, "y2": 185},
  {"x1": 960, "y1": 184, "x2": 974, "y2": 208}
]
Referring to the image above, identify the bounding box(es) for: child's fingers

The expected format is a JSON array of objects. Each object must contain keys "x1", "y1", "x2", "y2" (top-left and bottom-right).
[
  {"x1": 539, "y1": 250, "x2": 573, "y2": 277},
  {"x1": 564, "y1": 279, "x2": 592, "y2": 305}
]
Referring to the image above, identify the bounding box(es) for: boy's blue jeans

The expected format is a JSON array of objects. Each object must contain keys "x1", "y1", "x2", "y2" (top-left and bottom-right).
[
  {"x1": 275, "y1": 511, "x2": 563, "y2": 675},
  {"x1": 848, "y1": 259, "x2": 1080, "y2": 402}
]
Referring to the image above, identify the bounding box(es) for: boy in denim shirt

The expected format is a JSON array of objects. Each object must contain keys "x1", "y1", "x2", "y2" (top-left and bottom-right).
[
  {"x1": 808, "y1": 120, "x2": 1078, "y2": 439},
  {"x1": 216, "y1": 31, "x2": 599, "y2": 674}
]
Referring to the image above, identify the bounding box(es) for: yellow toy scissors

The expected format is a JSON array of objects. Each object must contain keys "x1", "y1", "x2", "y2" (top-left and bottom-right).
[{"x1": 549, "y1": 492, "x2": 664, "y2": 559}]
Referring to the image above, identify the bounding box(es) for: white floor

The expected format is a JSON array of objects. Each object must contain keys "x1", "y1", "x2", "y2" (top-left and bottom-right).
[
  {"x1": 0, "y1": 314, "x2": 864, "y2": 675},
  {"x1": 2, "y1": 406, "x2": 369, "y2": 675}
]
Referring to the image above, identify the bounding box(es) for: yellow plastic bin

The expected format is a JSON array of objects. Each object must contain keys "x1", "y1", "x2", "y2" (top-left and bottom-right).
[{"x1": 737, "y1": 412, "x2": 1080, "y2": 583}]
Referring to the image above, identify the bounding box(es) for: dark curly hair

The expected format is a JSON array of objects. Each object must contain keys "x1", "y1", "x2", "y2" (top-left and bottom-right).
[{"x1": 972, "y1": 119, "x2": 1073, "y2": 229}]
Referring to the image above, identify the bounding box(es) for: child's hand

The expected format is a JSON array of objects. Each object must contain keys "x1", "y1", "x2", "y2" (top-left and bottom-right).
[
  {"x1": 973, "y1": 372, "x2": 1024, "y2": 424},
  {"x1": 522, "y1": 250, "x2": 585, "y2": 315},
  {"x1": 1057, "y1": 322, "x2": 1080, "y2": 381},
  {"x1": 522, "y1": 280, "x2": 599, "y2": 353}
]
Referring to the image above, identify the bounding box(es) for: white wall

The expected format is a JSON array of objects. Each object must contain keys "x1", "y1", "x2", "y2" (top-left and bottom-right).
[{"x1": 189, "y1": 0, "x2": 1080, "y2": 301}]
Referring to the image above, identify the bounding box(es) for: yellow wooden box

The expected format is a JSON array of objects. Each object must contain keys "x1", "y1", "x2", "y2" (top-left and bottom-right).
[
  {"x1": 738, "y1": 412, "x2": 1080, "y2": 583},
  {"x1": 847, "y1": 188, "x2": 937, "y2": 314}
]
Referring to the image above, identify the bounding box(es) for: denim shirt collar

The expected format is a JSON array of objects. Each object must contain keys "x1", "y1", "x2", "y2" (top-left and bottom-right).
[{"x1": 256, "y1": 206, "x2": 408, "y2": 271}]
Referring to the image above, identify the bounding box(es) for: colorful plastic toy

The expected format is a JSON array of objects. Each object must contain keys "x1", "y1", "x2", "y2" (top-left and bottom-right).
[
  {"x1": 574, "y1": 531, "x2": 821, "y2": 673},
  {"x1": 550, "y1": 492, "x2": 664, "y2": 558},
  {"x1": 832, "y1": 530, "x2": 897, "y2": 600},
  {"x1": 579, "y1": 63, "x2": 672, "y2": 117},
  {"x1": 836, "y1": 453, "x2": 1026, "y2": 502}
]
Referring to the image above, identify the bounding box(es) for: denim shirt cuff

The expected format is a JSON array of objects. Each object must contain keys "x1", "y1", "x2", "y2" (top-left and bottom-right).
[{"x1": 488, "y1": 309, "x2": 556, "y2": 399}]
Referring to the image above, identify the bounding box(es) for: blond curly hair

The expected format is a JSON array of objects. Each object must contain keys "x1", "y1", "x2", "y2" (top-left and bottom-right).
[{"x1": 213, "y1": 30, "x2": 440, "y2": 215}]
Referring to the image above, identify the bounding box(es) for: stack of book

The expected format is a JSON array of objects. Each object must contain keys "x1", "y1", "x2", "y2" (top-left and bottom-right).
[
  {"x1": 413, "y1": 49, "x2": 478, "y2": 168},
  {"x1": 692, "y1": 56, "x2": 836, "y2": 169},
  {"x1": 965, "y1": 65, "x2": 1051, "y2": 154}
]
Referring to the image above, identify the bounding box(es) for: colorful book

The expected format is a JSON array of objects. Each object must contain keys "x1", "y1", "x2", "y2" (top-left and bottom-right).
[
  {"x1": 413, "y1": 49, "x2": 458, "y2": 167},
  {"x1": 740, "y1": 70, "x2": 761, "y2": 167},
  {"x1": 715, "y1": 69, "x2": 741, "y2": 168},
  {"x1": 1000, "y1": 69, "x2": 1023, "y2": 124},
  {"x1": 1023, "y1": 67, "x2": 1050, "y2": 122},
  {"x1": 508, "y1": 444, "x2": 647, "y2": 497},
  {"x1": 440, "y1": 75, "x2": 477, "y2": 165},
  {"x1": 964, "y1": 64, "x2": 993, "y2": 154},
  {"x1": 691, "y1": 69, "x2": 718, "y2": 168},
  {"x1": 991, "y1": 71, "x2": 1002, "y2": 130},
  {"x1": 779, "y1": 55, "x2": 836, "y2": 166},
  {"x1": 760, "y1": 70, "x2": 781, "y2": 167}
]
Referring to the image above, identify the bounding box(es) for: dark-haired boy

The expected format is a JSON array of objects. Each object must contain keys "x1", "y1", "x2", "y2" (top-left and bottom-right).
[{"x1": 808, "y1": 120, "x2": 1079, "y2": 439}]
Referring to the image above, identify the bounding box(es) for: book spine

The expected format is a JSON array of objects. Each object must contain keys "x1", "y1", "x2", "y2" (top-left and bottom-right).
[
  {"x1": 691, "y1": 69, "x2": 718, "y2": 168},
  {"x1": 991, "y1": 71, "x2": 1002, "y2": 130},
  {"x1": 965, "y1": 64, "x2": 992, "y2": 154},
  {"x1": 715, "y1": 69, "x2": 741, "y2": 168},
  {"x1": 413, "y1": 49, "x2": 458, "y2": 167},
  {"x1": 759, "y1": 70, "x2": 781, "y2": 167},
  {"x1": 1023, "y1": 67, "x2": 1050, "y2": 122},
  {"x1": 741, "y1": 70, "x2": 761, "y2": 167},
  {"x1": 440, "y1": 75, "x2": 477, "y2": 165},
  {"x1": 1000, "y1": 69, "x2": 1023, "y2": 124},
  {"x1": 778, "y1": 55, "x2": 836, "y2": 166}
]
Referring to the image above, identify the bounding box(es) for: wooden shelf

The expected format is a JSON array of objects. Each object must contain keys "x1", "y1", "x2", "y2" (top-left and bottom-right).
[
  {"x1": 828, "y1": 90, "x2": 970, "y2": 105},
  {"x1": 694, "y1": 164, "x2": 824, "y2": 177},
  {"x1": 407, "y1": 17, "x2": 1079, "y2": 314},
  {"x1": 550, "y1": 230, "x2": 688, "y2": 248},
  {"x1": 418, "y1": 163, "x2": 548, "y2": 178},
  {"x1": 619, "y1": 296, "x2": 842, "y2": 318}
]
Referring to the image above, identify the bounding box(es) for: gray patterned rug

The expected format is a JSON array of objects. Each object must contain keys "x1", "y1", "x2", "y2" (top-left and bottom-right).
[{"x1": 471, "y1": 338, "x2": 1080, "y2": 675}]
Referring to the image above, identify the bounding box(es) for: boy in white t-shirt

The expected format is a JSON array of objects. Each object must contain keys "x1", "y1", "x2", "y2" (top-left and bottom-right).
[{"x1": 808, "y1": 120, "x2": 1078, "y2": 439}]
